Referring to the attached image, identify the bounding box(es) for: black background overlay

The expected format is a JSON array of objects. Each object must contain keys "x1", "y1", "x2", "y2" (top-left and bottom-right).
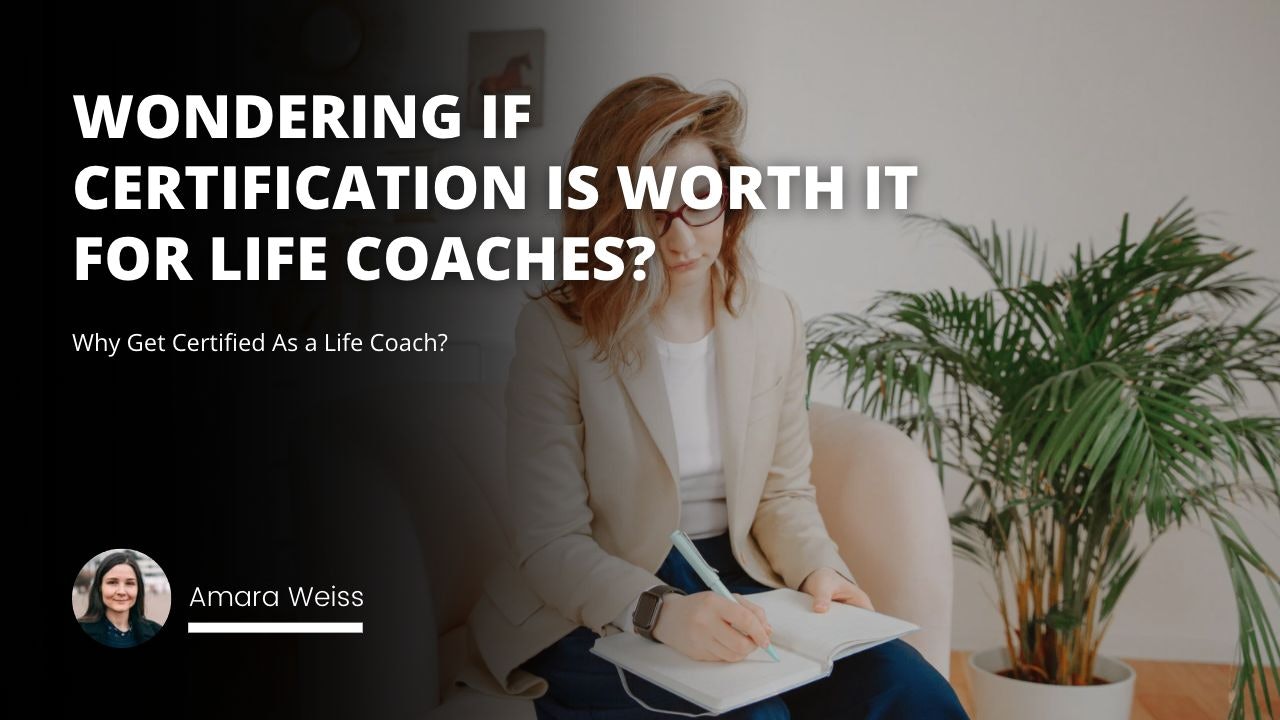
[{"x1": 43, "y1": 3, "x2": 508, "y2": 716}]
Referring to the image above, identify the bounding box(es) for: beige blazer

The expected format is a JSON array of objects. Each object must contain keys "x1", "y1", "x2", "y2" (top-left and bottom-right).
[{"x1": 457, "y1": 265, "x2": 855, "y2": 698}]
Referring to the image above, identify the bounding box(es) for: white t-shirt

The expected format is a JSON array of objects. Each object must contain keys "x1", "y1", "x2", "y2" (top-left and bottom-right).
[{"x1": 613, "y1": 328, "x2": 728, "y2": 632}]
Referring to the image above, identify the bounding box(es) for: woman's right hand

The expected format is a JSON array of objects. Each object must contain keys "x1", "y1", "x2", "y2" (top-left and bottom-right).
[{"x1": 651, "y1": 591, "x2": 774, "y2": 662}]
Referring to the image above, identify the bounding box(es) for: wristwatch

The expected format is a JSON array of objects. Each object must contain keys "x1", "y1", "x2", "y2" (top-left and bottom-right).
[{"x1": 632, "y1": 584, "x2": 685, "y2": 642}]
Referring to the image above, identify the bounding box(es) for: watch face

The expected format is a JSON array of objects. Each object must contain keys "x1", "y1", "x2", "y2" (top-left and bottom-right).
[{"x1": 635, "y1": 592, "x2": 661, "y2": 628}]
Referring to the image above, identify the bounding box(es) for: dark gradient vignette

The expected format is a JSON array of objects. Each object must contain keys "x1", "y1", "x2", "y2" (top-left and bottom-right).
[{"x1": 40, "y1": 2, "x2": 545, "y2": 717}]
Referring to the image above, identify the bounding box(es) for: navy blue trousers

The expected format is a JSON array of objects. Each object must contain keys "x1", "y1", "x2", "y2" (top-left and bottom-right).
[{"x1": 521, "y1": 533, "x2": 970, "y2": 719}]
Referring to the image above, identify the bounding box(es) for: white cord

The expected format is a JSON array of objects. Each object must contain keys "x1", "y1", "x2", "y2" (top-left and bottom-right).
[{"x1": 615, "y1": 664, "x2": 718, "y2": 717}]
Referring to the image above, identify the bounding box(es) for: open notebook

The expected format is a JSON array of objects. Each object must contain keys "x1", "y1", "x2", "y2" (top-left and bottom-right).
[{"x1": 590, "y1": 588, "x2": 920, "y2": 715}]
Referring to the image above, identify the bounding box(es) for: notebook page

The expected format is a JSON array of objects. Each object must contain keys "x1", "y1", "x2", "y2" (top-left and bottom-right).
[
  {"x1": 748, "y1": 589, "x2": 920, "y2": 667},
  {"x1": 590, "y1": 632, "x2": 826, "y2": 714},
  {"x1": 831, "y1": 635, "x2": 903, "y2": 662}
]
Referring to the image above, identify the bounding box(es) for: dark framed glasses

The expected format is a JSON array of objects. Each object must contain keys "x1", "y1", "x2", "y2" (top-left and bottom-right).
[{"x1": 650, "y1": 187, "x2": 729, "y2": 237}]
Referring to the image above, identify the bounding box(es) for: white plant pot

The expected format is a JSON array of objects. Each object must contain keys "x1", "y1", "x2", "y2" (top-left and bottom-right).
[{"x1": 965, "y1": 647, "x2": 1136, "y2": 720}]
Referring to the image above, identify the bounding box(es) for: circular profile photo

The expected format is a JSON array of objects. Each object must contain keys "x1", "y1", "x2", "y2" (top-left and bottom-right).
[{"x1": 72, "y1": 549, "x2": 170, "y2": 647}]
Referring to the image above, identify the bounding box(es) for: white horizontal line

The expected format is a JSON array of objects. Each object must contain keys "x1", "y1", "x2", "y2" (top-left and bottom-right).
[{"x1": 187, "y1": 622, "x2": 363, "y2": 634}]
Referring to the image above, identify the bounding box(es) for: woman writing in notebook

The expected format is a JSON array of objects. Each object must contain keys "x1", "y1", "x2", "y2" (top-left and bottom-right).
[{"x1": 470, "y1": 76, "x2": 969, "y2": 718}]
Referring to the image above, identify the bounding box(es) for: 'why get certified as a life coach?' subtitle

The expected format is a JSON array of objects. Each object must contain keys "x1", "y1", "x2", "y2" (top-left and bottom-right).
[{"x1": 71, "y1": 331, "x2": 449, "y2": 357}]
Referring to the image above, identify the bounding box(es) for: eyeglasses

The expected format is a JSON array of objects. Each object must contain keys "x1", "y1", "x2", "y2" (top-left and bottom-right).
[{"x1": 649, "y1": 187, "x2": 729, "y2": 237}]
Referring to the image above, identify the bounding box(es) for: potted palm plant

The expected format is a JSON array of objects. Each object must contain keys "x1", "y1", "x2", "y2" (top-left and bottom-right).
[{"x1": 805, "y1": 201, "x2": 1280, "y2": 720}]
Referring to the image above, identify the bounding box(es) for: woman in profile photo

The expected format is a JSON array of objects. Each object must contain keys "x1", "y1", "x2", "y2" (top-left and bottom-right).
[
  {"x1": 462, "y1": 75, "x2": 970, "y2": 718},
  {"x1": 78, "y1": 551, "x2": 163, "y2": 648}
]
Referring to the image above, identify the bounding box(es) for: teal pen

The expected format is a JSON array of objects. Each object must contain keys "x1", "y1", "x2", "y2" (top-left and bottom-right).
[{"x1": 669, "y1": 530, "x2": 781, "y2": 662}]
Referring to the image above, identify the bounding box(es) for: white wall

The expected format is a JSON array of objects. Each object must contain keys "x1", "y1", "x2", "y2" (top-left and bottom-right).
[{"x1": 375, "y1": 0, "x2": 1279, "y2": 663}]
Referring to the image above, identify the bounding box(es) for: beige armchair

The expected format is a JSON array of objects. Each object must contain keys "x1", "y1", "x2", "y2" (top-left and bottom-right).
[{"x1": 293, "y1": 382, "x2": 953, "y2": 719}]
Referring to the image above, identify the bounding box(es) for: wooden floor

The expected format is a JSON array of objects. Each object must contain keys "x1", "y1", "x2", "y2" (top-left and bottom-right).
[{"x1": 948, "y1": 651, "x2": 1258, "y2": 719}]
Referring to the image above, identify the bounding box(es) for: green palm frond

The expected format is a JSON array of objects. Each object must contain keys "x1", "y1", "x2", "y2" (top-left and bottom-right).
[{"x1": 807, "y1": 201, "x2": 1280, "y2": 719}]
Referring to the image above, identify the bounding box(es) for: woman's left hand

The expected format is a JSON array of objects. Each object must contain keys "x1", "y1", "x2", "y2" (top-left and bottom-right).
[{"x1": 799, "y1": 567, "x2": 875, "y2": 613}]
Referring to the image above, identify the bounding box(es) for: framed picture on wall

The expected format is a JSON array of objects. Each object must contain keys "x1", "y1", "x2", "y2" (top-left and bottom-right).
[{"x1": 466, "y1": 29, "x2": 545, "y2": 129}]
